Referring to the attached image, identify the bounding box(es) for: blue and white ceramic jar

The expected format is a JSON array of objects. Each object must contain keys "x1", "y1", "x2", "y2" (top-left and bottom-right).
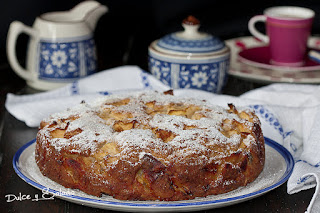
[{"x1": 148, "y1": 16, "x2": 230, "y2": 93}]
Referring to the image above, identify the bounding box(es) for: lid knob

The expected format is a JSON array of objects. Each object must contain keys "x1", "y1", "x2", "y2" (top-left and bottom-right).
[
  {"x1": 182, "y1": 15, "x2": 200, "y2": 25},
  {"x1": 180, "y1": 16, "x2": 204, "y2": 39}
]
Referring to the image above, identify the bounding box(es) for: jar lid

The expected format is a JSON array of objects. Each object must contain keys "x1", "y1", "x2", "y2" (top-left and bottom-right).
[{"x1": 153, "y1": 16, "x2": 225, "y2": 55}]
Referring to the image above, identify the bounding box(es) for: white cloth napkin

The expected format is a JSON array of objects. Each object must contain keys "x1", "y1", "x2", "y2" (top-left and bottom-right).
[{"x1": 5, "y1": 65, "x2": 320, "y2": 212}]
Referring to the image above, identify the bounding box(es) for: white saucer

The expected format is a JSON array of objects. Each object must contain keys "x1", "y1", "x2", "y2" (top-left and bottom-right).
[{"x1": 226, "y1": 36, "x2": 320, "y2": 84}]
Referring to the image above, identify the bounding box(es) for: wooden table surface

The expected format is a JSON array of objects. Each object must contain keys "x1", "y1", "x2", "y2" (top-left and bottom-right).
[{"x1": 0, "y1": 73, "x2": 315, "y2": 213}]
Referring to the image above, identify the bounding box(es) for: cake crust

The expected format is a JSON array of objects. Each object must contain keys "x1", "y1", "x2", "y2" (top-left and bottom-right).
[{"x1": 35, "y1": 91, "x2": 265, "y2": 201}]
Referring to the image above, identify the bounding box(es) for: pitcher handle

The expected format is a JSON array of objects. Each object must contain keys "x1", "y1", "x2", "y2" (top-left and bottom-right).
[{"x1": 7, "y1": 21, "x2": 38, "y2": 81}]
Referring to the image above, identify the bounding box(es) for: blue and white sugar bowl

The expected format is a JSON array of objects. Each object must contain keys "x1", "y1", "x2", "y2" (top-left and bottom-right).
[{"x1": 148, "y1": 16, "x2": 230, "y2": 93}]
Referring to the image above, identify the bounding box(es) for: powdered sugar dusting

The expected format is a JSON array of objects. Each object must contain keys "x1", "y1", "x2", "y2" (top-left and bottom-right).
[{"x1": 37, "y1": 91, "x2": 258, "y2": 164}]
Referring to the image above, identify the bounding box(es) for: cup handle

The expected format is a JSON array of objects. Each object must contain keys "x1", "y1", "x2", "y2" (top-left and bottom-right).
[
  {"x1": 6, "y1": 21, "x2": 38, "y2": 81},
  {"x1": 248, "y1": 15, "x2": 269, "y2": 43}
]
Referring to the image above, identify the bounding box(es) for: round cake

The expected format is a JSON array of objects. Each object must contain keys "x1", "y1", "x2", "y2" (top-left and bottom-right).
[{"x1": 35, "y1": 90, "x2": 265, "y2": 201}]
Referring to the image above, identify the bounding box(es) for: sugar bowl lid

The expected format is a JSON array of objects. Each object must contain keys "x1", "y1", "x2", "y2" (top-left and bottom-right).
[{"x1": 152, "y1": 16, "x2": 226, "y2": 56}]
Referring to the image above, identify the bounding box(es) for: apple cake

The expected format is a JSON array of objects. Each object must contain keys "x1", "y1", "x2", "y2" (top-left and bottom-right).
[{"x1": 35, "y1": 90, "x2": 265, "y2": 201}]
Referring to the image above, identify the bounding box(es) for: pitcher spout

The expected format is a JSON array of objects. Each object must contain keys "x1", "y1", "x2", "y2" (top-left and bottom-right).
[{"x1": 71, "y1": 1, "x2": 108, "y2": 30}]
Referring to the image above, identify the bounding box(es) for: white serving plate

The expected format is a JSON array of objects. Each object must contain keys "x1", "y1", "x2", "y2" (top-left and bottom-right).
[{"x1": 13, "y1": 137, "x2": 294, "y2": 212}]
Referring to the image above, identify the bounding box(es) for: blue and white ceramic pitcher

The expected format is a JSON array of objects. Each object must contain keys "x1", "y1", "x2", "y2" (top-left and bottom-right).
[{"x1": 7, "y1": 1, "x2": 108, "y2": 90}]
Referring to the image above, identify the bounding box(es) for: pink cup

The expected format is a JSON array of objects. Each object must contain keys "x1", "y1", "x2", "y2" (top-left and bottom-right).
[{"x1": 249, "y1": 6, "x2": 315, "y2": 67}]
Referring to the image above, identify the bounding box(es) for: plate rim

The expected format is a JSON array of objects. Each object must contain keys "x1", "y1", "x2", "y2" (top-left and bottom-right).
[{"x1": 12, "y1": 137, "x2": 294, "y2": 209}]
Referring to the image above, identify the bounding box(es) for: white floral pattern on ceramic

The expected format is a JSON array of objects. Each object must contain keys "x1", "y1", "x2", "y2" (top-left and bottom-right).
[
  {"x1": 149, "y1": 56, "x2": 229, "y2": 93},
  {"x1": 39, "y1": 38, "x2": 96, "y2": 81}
]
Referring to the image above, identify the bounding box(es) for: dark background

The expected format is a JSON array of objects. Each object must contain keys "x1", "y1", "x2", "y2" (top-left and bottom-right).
[
  {"x1": 0, "y1": 2, "x2": 318, "y2": 212},
  {"x1": 1, "y1": 0, "x2": 320, "y2": 80}
]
